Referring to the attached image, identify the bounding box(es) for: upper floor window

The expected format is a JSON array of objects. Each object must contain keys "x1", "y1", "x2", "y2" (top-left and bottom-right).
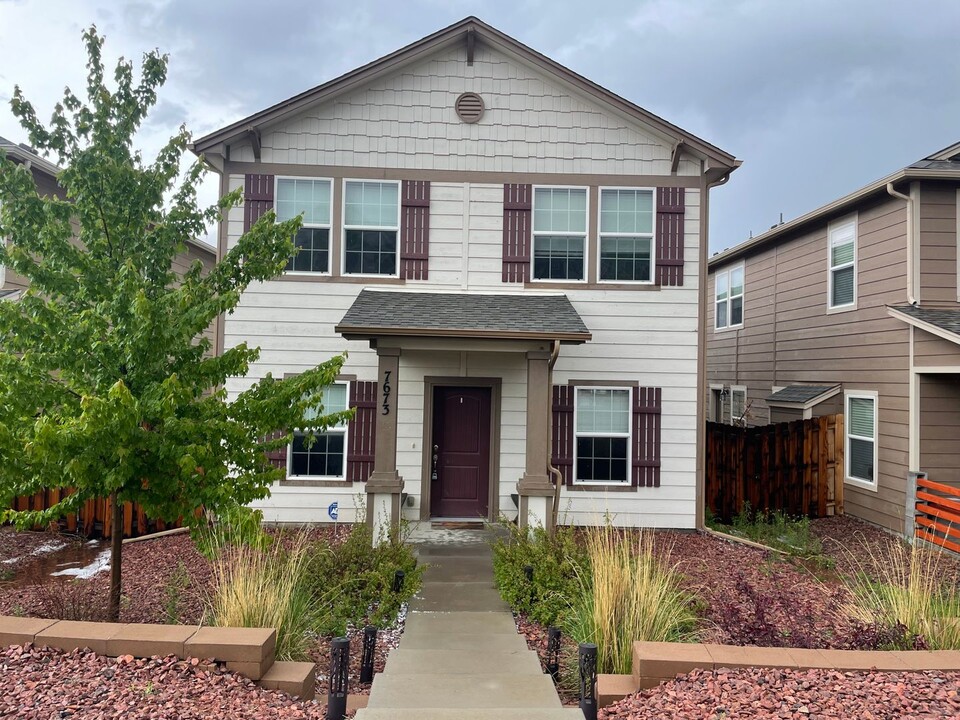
[
  {"x1": 829, "y1": 215, "x2": 857, "y2": 309},
  {"x1": 343, "y1": 181, "x2": 399, "y2": 276},
  {"x1": 532, "y1": 187, "x2": 587, "y2": 281},
  {"x1": 276, "y1": 177, "x2": 332, "y2": 274},
  {"x1": 715, "y1": 265, "x2": 744, "y2": 330},
  {"x1": 289, "y1": 382, "x2": 349, "y2": 480},
  {"x1": 599, "y1": 188, "x2": 654, "y2": 283},
  {"x1": 574, "y1": 387, "x2": 631, "y2": 484}
]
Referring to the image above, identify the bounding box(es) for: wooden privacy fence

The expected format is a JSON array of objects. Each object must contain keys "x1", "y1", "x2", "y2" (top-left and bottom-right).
[
  {"x1": 10, "y1": 488, "x2": 182, "y2": 540},
  {"x1": 705, "y1": 414, "x2": 845, "y2": 522},
  {"x1": 910, "y1": 475, "x2": 960, "y2": 554}
]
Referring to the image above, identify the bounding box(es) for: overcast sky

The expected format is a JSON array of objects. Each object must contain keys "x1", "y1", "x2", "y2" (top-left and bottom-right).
[{"x1": 1, "y1": 0, "x2": 958, "y2": 253}]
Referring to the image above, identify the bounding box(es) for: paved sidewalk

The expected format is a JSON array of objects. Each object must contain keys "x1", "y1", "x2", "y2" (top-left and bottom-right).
[{"x1": 356, "y1": 529, "x2": 580, "y2": 719}]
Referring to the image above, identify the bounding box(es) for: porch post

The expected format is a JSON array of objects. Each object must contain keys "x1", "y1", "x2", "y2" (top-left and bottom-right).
[
  {"x1": 366, "y1": 346, "x2": 403, "y2": 545},
  {"x1": 517, "y1": 350, "x2": 555, "y2": 534}
]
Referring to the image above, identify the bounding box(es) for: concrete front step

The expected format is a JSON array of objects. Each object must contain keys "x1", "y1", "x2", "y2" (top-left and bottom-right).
[
  {"x1": 384, "y1": 648, "x2": 543, "y2": 675},
  {"x1": 412, "y1": 583, "x2": 509, "y2": 612},
  {"x1": 356, "y1": 709, "x2": 583, "y2": 720},
  {"x1": 404, "y1": 611, "x2": 518, "y2": 636},
  {"x1": 399, "y1": 631, "x2": 530, "y2": 652},
  {"x1": 367, "y1": 672, "x2": 562, "y2": 709}
]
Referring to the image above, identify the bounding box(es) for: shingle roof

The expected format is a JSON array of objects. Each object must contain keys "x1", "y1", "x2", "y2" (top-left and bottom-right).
[
  {"x1": 336, "y1": 290, "x2": 591, "y2": 342},
  {"x1": 0, "y1": 289, "x2": 22, "y2": 301},
  {"x1": 890, "y1": 305, "x2": 960, "y2": 339},
  {"x1": 766, "y1": 385, "x2": 840, "y2": 405}
]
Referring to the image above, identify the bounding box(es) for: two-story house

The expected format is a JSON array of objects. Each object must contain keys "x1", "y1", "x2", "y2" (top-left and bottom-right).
[
  {"x1": 707, "y1": 143, "x2": 960, "y2": 534},
  {"x1": 192, "y1": 17, "x2": 739, "y2": 535}
]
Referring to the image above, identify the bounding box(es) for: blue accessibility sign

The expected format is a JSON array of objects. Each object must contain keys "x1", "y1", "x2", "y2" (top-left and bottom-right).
[{"x1": 328, "y1": 501, "x2": 339, "y2": 520}]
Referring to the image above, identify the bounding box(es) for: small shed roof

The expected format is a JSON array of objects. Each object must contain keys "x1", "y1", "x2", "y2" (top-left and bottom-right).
[
  {"x1": 336, "y1": 290, "x2": 591, "y2": 343},
  {"x1": 766, "y1": 384, "x2": 840, "y2": 406}
]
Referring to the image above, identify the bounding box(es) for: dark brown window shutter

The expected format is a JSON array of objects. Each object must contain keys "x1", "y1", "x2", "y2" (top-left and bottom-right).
[
  {"x1": 502, "y1": 184, "x2": 532, "y2": 282},
  {"x1": 263, "y1": 430, "x2": 288, "y2": 471},
  {"x1": 633, "y1": 387, "x2": 662, "y2": 487},
  {"x1": 655, "y1": 187, "x2": 685, "y2": 287},
  {"x1": 346, "y1": 381, "x2": 377, "y2": 482},
  {"x1": 244, "y1": 174, "x2": 275, "y2": 233},
  {"x1": 400, "y1": 180, "x2": 430, "y2": 280},
  {"x1": 551, "y1": 385, "x2": 575, "y2": 486}
]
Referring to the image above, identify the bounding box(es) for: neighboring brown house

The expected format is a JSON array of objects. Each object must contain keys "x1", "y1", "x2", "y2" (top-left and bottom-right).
[
  {"x1": 707, "y1": 142, "x2": 960, "y2": 534},
  {"x1": 0, "y1": 136, "x2": 218, "y2": 342}
]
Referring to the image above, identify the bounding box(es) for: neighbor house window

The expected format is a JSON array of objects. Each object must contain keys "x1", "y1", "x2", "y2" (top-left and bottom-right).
[
  {"x1": 829, "y1": 216, "x2": 857, "y2": 309},
  {"x1": 276, "y1": 177, "x2": 332, "y2": 273},
  {"x1": 532, "y1": 187, "x2": 587, "y2": 281},
  {"x1": 574, "y1": 387, "x2": 631, "y2": 483},
  {"x1": 730, "y1": 386, "x2": 747, "y2": 425},
  {"x1": 343, "y1": 180, "x2": 399, "y2": 276},
  {"x1": 715, "y1": 265, "x2": 744, "y2": 329},
  {"x1": 599, "y1": 188, "x2": 654, "y2": 282},
  {"x1": 845, "y1": 391, "x2": 877, "y2": 488},
  {"x1": 289, "y1": 382, "x2": 349, "y2": 479}
]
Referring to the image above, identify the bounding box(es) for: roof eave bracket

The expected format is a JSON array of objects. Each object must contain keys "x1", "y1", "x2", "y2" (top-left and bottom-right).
[
  {"x1": 247, "y1": 126, "x2": 262, "y2": 161},
  {"x1": 670, "y1": 140, "x2": 685, "y2": 175},
  {"x1": 466, "y1": 27, "x2": 475, "y2": 66}
]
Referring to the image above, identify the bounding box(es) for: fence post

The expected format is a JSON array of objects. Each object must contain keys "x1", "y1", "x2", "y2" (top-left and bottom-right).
[{"x1": 904, "y1": 471, "x2": 925, "y2": 543}]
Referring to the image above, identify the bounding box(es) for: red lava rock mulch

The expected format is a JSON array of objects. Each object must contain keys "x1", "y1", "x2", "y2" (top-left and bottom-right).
[
  {"x1": 600, "y1": 666, "x2": 960, "y2": 720},
  {"x1": 0, "y1": 643, "x2": 325, "y2": 719}
]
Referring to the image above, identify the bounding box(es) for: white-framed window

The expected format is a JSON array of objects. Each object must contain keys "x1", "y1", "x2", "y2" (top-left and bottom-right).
[
  {"x1": 598, "y1": 187, "x2": 654, "y2": 283},
  {"x1": 275, "y1": 177, "x2": 333, "y2": 274},
  {"x1": 844, "y1": 390, "x2": 877, "y2": 490},
  {"x1": 343, "y1": 180, "x2": 400, "y2": 276},
  {"x1": 532, "y1": 186, "x2": 588, "y2": 281},
  {"x1": 574, "y1": 386, "x2": 631, "y2": 484},
  {"x1": 715, "y1": 265, "x2": 744, "y2": 330},
  {"x1": 730, "y1": 386, "x2": 747, "y2": 425},
  {"x1": 288, "y1": 382, "x2": 349, "y2": 480},
  {"x1": 828, "y1": 215, "x2": 857, "y2": 309}
]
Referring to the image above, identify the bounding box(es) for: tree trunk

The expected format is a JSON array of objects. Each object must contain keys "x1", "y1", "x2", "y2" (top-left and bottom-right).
[{"x1": 108, "y1": 492, "x2": 123, "y2": 622}]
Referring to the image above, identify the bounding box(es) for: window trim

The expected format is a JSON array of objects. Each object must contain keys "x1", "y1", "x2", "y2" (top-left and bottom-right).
[
  {"x1": 597, "y1": 185, "x2": 656, "y2": 285},
  {"x1": 730, "y1": 385, "x2": 747, "y2": 426},
  {"x1": 286, "y1": 381, "x2": 351, "y2": 482},
  {"x1": 827, "y1": 213, "x2": 858, "y2": 312},
  {"x1": 572, "y1": 385, "x2": 633, "y2": 486},
  {"x1": 844, "y1": 389, "x2": 878, "y2": 492},
  {"x1": 275, "y1": 175, "x2": 334, "y2": 277},
  {"x1": 531, "y1": 184, "x2": 590, "y2": 284},
  {"x1": 341, "y1": 178, "x2": 402, "y2": 279},
  {"x1": 714, "y1": 264, "x2": 744, "y2": 331}
]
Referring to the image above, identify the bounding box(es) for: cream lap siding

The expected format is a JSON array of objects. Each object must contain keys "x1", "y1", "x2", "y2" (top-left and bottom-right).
[
  {"x1": 918, "y1": 182, "x2": 959, "y2": 306},
  {"x1": 229, "y1": 43, "x2": 700, "y2": 178},
  {"x1": 706, "y1": 194, "x2": 912, "y2": 532}
]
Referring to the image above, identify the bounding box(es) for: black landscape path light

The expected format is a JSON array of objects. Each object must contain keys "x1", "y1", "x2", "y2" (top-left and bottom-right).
[
  {"x1": 578, "y1": 642, "x2": 598, "y2": 720},
  {"x1": 359, "y1": 625, "x2": 377, "y2": 684},
  {"x1": 546, "y1": 626, "x2": 561, "y2": 683},
  {"x1": 326, "y1": 636, "x2": 349, "y2": 720},
  {"x1": 392, "y1": 569, "x2": 405, "y2": 593}
]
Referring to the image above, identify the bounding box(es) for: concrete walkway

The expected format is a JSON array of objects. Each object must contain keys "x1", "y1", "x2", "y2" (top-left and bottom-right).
[{"x1": 356, "y1": 529, "x2": 580, "y2": 719}]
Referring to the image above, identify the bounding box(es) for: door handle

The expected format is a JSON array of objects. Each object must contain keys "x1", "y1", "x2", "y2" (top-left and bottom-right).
[{"x1": 431, "y1": 445, "x2": 439, "y2": 482}]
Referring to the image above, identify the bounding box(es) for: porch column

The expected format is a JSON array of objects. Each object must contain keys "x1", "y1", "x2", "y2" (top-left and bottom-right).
[
  {"x1": 517, "y1": 350, "x2": 555, "y2": 534},
  {"x1": 366, "y1": 346, "x2": 404, "y2": 545}
]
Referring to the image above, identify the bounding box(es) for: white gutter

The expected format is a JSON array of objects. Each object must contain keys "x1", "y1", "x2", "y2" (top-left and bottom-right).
[{"x1": 886, "y1": 182, "x2": 917, "y2": 305}]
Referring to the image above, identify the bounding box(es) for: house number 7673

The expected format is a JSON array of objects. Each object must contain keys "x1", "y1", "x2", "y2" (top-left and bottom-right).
[{"x1": 381, "y1": 370, "x2": 392, "y2": 416}]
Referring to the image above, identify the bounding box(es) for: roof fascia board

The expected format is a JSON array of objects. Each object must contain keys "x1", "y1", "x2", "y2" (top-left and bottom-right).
[
  {"x1": 709, "y1": 167, "x2": 960, "y2": 269},
  {"x1": 928, "y1": 141, "x2": 960, "y2": 161},
  {"x1": 192, "y1": 17, "x2": 737, "y2": 170},
  {"x1": 887, "y1": 306, "x2": 960, "y2": 346},
  {"x1": 0, "y1": 144, "x2": 61, "y2": 178},
  {"x1": 335, "y1": 324, "x2": 591, "y2": 343}
]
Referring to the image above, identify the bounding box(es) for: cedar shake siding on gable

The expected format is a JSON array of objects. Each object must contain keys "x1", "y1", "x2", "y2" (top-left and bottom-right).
[{"x1": 707, "y1": 193, "x2": 911, "y2": 532}]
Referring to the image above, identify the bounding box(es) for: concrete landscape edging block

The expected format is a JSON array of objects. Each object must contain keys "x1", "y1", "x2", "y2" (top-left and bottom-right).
[
  {"x1": 0, "y1": 616, "x2": 59, "y2": 648},
  {"x1": 106, "y1": 623, "x2": 198, "y2": 658},
  {"x1": 34, "y1": 620, "x2": 122, "y2": 655},
  {"x1": 597, "y1": 673, "x2": 636, "y2": 707},
  {"x1": 184, "y1": 626, "x2": 277, "y2": 663}
]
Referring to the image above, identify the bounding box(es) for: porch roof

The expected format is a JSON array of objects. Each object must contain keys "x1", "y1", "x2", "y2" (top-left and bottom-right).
[
  {"x1": 335, "y1": 289, "x2": 591, "y2": 343},
  {"x1": 889, "y1": 305, "x2": 960, "y2": 345},
  {"x1": 766, "y1": 384, "x2": 840, "y2": 407}
]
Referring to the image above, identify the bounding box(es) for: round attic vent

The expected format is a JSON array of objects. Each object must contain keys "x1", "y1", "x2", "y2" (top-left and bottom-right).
[{"x1": 455, "y1": 92, "x2": 485, "y2": 124}]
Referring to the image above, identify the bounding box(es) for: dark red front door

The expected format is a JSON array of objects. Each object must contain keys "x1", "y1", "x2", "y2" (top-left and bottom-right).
[{"x1": 431, "y1": 386, "x2": 491, "y2": 518}]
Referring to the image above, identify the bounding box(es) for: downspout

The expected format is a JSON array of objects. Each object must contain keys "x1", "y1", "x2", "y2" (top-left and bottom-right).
[
  {"x1": 547, "y1": 339, "x2": 563, "y2": 530},
  {"x1": 886, "y1": 182, "x2": 917, "y2": 305}
]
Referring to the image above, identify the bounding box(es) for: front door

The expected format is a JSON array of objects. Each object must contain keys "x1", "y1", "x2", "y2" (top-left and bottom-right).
[{"x1": 431, "y1": 386, "x2": 491, "y2": 518}]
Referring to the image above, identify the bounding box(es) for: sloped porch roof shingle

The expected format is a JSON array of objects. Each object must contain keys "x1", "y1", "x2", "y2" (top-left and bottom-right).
[
  {"x1": 335, "y1": 290, "x2": 591, "y2": 343},
  {"x1": 766, "y1": 384, "x2": 841, "y2": 405},
  {"x1": 889, "y1": 305, "x2": 960, "y2": 342}
]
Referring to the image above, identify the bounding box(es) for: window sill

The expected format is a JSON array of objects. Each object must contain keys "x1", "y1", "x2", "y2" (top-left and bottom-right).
[
  {"x1": 827, "y1": 303, "x2": 857, "y2": 315},
  {"x1": 524, "y1": 281, "x2": 661, "y2": 291},
  {"x1": 843, "y1": 476, "x2": 877, "y2": 493},
  {"x1": 280, "y1": 478, "x2": 353, "y2": 488},
  {"x1": 565, "y1": 483, "x2": 637, "y2": 493},
  {"x1": 714, "y1": 324, "x2": 743, "y2": 333},
  {"x1": 276, "y1": 274, "x2": 406, "y2": 285}
]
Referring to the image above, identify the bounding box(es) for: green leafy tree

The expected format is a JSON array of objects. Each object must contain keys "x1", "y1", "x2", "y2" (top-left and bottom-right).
[{"x1": 0, "y1": 28, "x2": 347, "y2": 620}]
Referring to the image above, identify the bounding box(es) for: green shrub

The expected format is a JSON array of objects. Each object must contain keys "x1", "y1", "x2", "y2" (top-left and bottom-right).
[
  {"x1": 162, "y1": 561, "x2": 189, "y2": 624},
  {"x1": 193, "y1": 502, "x2": 272, "y2": 559},
  {"x1": 563, "y1": 525, "x2": 699, "y2": 674},
  {"x1": 491, "y1": 521, "x2": 587, "y2": 626},
  {"x1": 303, "y1": 522, "x2": 423, "y2": 636},
  {"x1": 713, "y1": 503, "x2": 831, "y2": 567}
]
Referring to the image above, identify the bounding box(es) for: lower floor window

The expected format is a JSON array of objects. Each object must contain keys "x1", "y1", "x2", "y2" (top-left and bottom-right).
[
  {"x1": 846, "y1": 392, "x2": 876, "y2": 485},
  {"x1": 288, "y1": 382, "x2": 348, "y2": 479},
  {"x1": 575, "y1": 387, "x2": 631, "y2": 483}
]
